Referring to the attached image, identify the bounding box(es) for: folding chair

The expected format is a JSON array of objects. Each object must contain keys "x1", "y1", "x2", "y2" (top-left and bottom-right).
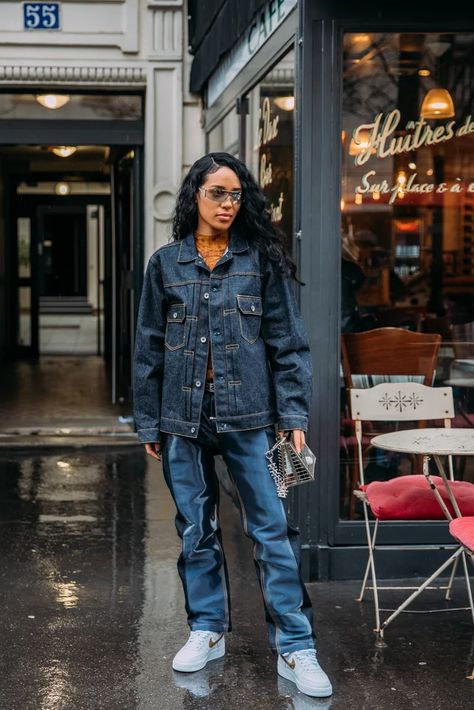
[
  {"x1": 449, "y1": 517, "x2": 474, "y2": 680},
  {"x1": 341, "y1": 328, "x2": 442, "y2": 519},
  {"x1": 350, "y1": 382, "x2": 474, "y2": 645}
]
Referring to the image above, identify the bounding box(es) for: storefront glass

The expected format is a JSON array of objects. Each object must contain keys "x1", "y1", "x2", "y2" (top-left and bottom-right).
[
  {"x1": 246, "y1": 49, "x2": 295, "y2": 254},
  {"x1": 208, "y1": 106, "x2": 239, "y2": 156},
  {"x1": 340, "y1": 32, "x2": 474, "y2": 519}
]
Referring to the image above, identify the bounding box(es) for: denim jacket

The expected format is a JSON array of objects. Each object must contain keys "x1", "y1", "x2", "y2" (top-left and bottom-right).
[{"x1": 133, "y1": 231, "x2": 312, "y2": 442}]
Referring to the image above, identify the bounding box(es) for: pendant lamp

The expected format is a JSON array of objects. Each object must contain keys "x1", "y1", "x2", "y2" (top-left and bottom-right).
[{"x1": 420, "y1": 87, "x2": 455, "y2": 119}]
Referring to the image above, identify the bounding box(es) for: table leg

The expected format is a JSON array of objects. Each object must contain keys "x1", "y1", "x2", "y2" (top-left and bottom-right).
[
  {"x1": 422, "y1": 455, "x2": 454, "y2": 520},
  {"x1": 433, "y1": 454, "x2": 463, "y2": 519}
]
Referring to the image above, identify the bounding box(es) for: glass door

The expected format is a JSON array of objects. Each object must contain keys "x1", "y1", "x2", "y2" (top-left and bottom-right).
[
  {"x1": 110, "y1": 147, "x2": 143, "y2": 406},
  {"x1": 15, "y1": 214, "x2": 39, "y2": 358}
]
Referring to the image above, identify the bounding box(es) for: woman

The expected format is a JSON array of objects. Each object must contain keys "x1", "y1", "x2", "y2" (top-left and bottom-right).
[{"x1": 133, "y1": 153, "x2": 332, "y2": 699}]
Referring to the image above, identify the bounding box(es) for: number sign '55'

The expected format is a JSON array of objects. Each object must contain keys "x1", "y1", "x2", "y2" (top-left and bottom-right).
[{"x1": 23, "y1": 3, "x2": 61, "y2": 30}]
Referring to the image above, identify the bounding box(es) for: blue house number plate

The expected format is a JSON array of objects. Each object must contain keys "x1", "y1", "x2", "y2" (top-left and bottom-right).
[{"x1": 23, "y1": 3, "x2": 61, "y2": 30}]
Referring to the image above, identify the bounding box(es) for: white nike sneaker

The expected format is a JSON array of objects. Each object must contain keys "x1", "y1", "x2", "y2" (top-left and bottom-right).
[
  {"x1": 172, "y1": 630, "x2": 225, "y2": 672},
  {"x1": 277, "y1": 649, "x2": 333, "y2": 698}
]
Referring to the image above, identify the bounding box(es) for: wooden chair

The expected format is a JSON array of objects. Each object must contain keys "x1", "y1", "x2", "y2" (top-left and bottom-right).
[
  {"x1": 340, "y1": 328, "x2": 442, "y2": 518},
  {"x1": 341, "y1": 327, "x2": 441, "y2": 389}
]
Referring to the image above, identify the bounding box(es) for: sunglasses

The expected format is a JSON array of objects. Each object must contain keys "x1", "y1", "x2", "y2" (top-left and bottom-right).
[{"x1": 198, "y1": 186, "x2": 242, "y2": 205}]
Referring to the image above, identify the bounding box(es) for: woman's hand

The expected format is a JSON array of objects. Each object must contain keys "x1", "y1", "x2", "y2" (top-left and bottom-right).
[
  {"x1": 145, "y1": 442, "x2": 162, "y2": 461},
  {"x1": 277, "y1": 429, "x2": 306, "y2": 453}
]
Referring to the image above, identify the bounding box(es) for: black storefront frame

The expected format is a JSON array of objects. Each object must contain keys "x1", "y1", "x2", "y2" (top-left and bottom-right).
[
  {"x1": 298, "y1": 1, "x2": 474, "y2": 580},
  {"x1": 200, "y1": 1, "x2": 474, "y2": 580}
]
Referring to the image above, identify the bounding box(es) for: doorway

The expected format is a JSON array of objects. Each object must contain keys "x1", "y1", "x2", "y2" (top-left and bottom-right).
[
  {"x1": 1, "y1": 143, "x2": 143, "y2": 415},
  {"x1": 40, "y1": 206, "x2": 87, "y2": 299}
]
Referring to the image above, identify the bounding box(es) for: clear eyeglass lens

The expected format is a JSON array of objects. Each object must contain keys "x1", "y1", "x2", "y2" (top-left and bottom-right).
[{"x1": 206, "y1": 188, "x2": 241, "y2": 204}]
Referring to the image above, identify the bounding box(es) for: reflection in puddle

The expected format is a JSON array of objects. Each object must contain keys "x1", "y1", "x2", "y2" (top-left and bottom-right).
[
  {"x1": 54, "y1": 580, "x2": 79, "y2": 609},
  {"x1": 39, "y1": 660, "x2": 71, "y2": 710},
  {"x1": 171, "y1": 657, "x2": 225, "y2": 698}
]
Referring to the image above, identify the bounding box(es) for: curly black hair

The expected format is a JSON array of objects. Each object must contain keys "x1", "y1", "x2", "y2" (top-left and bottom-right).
[{"x1": 171, "y1": 152, "x2": 299, "y2": 280}]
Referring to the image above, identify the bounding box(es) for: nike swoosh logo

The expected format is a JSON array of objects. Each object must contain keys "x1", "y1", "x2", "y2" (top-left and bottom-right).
[
  {"x1": 209, "y1": 633, "x2": 224, "y2": 648},
  {"x1": 281, "y1": 655, "x2": 296, "y2": 669}
]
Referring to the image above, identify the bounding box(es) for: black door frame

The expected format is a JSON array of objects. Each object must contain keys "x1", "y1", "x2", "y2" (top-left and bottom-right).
[{"x1": 110, "y1": 146, "x2": 144, "y2": 406}]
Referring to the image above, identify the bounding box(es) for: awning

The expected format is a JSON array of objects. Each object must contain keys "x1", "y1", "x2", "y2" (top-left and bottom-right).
[{"x1": 188, "y1": 0, "x2": 268, "y2": 93}]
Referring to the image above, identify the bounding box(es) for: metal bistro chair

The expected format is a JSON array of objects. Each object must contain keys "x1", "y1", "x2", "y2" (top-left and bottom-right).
[
  {"x1": 341, "y1": 327, "x2": 442, "y2": 519},
  {"x1": 449, "y1": 516, "x2": 474, "y2": 680},
  {"x1": 350, "y1": 382, "x2": 474, "y2": 644}
]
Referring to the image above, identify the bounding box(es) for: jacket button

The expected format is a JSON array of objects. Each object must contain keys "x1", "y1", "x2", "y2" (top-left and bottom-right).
[
  {"x1": 191, "y1": 427, "x2": 196, "y2": 433},
  {"x1": 173, "y1": 312, "x2": 178, "y2": 318},
  {"x1": 251, "y1": 305, "x2": 256, "y2": 312},
  {"x1": 195, "y1": 380, "x2": 202, "y2": 387},
  {"x1": 204, "y1": 292, "x2": 210, "y2": 299},
  {"x1": 200, "y1": 336, "x2": 207, "y2": 343}
]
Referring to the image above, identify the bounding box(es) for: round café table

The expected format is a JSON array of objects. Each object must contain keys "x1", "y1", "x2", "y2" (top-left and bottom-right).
[{"x1": 371, "y1": 428, "x2": 474, "y2": 520}]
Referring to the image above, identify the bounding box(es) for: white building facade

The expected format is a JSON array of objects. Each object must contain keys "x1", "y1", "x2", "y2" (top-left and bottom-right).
[{"x1": 0, "y1": 0, "x2": 203, "y2": 258}]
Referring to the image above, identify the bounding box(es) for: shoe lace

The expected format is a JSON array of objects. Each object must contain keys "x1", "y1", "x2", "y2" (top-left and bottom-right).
[
  {"x1": 187, "y1": 631, "x2": 213, "y2": 649},
  {"x1": 292, "y1": 649, "x2": 320, "y2": 671}
]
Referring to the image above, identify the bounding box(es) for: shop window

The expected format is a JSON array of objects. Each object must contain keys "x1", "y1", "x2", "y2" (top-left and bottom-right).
[
  {"x1": 246, "y1": 49, "x2": 295, "y2": 254},
  {"x1": 340, "y1": 32, "x2": 474, "y2": 520},
  {"x1": 208, "y1": 106, "x2": 239, "y2": 156}
]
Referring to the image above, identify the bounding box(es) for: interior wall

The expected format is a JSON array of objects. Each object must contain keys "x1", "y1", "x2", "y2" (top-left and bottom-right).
[{"x1": 0, "y1": 158, "x2": 7, "y2": 361}]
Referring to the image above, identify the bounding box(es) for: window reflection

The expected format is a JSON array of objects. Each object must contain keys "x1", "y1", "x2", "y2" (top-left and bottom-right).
[
  {"x1": 247, "y1": 49, "x2": 295, "y2": 254},
  {"x1": 340, "y1": 32, "x2": 474, "y2": 520}
]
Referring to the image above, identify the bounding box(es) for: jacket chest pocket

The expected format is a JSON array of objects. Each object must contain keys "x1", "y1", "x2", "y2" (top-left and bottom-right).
[
  {"x1": 165, "y1": 303, "x2": 186, "y2": 350},
  {"x1": 237, "y1": 295, "x2": 262, "y2": 344}
]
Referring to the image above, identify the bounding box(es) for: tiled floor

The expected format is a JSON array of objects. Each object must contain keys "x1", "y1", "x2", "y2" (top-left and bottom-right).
[
  {"x1": 39, "y1": 314, "x2": 104, "y2": 354},
  {"x1": 0, "y1": 355, "x2": 128, "y2": 433}
]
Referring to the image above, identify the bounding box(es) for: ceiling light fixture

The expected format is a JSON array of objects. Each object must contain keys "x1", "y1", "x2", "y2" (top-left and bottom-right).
[
  {"x1": 55, "y1": 182, "x2": 70, "y2": 196},
  {"x1": 36, "y1": 94, "x2": 70, "y2": 110},
  {"x1": 273, "y1": 96, "x2": 295, "y2": 112},
  {"x1": 349, "y1": 129, "x2": 374, "y2": 156},
  {"x1": 420, "y1": 87, "x2": 455, "y2": 119},
  {"x1": 50, "y1": 146, "x2": 77, "y2": 158}
]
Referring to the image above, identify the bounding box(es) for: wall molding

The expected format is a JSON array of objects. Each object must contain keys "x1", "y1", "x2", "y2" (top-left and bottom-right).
[{"x1": 0, "y1": 64, "x2": 147, "y2": 85}]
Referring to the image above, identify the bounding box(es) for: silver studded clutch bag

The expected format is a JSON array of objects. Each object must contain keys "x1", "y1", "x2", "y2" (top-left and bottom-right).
[{"x1": 265, "y1": 435, "x2": 317, "y2": 498}]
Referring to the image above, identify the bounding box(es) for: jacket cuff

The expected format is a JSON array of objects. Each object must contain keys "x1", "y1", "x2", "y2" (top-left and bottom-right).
[
  {"x1": 137, "y1": 427, "x2": 161, "y2": 443},
  {"x1": 277, "y1": 415, "x2": 308, "y2": 432}
]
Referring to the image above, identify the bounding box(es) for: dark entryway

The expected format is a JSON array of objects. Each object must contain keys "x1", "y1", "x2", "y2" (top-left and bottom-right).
[
  {"x1": 39, "y1": 207, "x2": 87, "y2": 299},
  {"x1": 0, "y1": 90, "x2": 144, "y2": 410}
]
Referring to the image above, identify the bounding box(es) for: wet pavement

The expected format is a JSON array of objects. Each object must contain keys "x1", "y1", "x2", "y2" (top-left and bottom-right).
[
  {"x1": 0, "y1": 446, "x2": 473, "y2": 710},
  {"x1": 0, "y1": 357, "x2": 131, "y2": 437}
]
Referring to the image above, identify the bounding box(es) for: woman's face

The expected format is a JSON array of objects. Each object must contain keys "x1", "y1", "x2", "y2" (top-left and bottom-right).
[{"x1": 196, "y1": 166, "x2": 242, "y2": 234}]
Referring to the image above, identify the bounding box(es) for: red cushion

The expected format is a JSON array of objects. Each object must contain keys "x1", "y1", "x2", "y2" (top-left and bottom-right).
[
  {"x1": 361, "y1": 475, "x2": 474, "y2": 520},
  {"x1": 449, "y1": 517, "x2": 474, "y2": 552}
]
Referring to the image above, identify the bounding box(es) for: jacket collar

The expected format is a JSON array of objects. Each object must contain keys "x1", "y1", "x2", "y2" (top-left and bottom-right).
[{"x1": 177, "y1": 230, "x2": 249, "y2": 263}]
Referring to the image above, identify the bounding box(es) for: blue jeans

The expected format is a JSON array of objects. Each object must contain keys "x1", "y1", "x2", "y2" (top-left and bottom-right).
[{"x1": 162, "y1": 391, "x2": 316, "y2": 655}]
